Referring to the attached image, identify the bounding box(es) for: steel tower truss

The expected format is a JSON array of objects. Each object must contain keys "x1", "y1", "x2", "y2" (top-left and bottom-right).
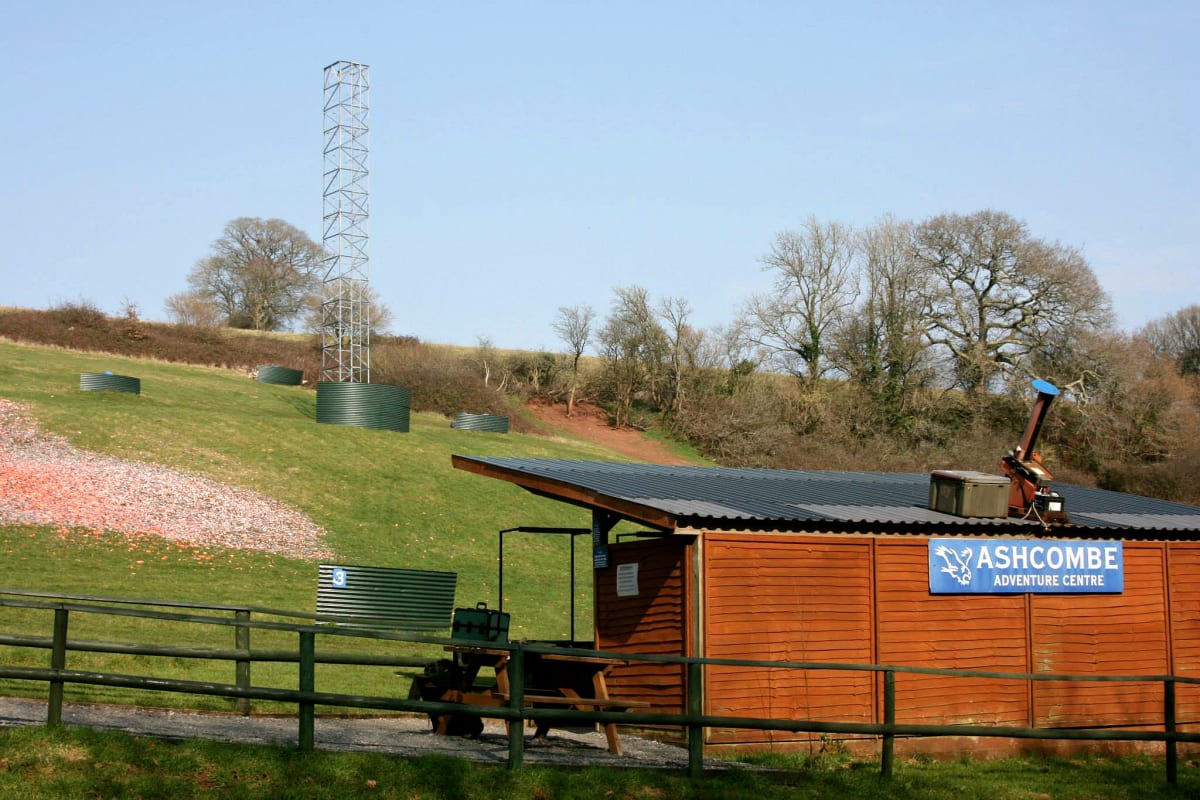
[{"x1": 321, "y1": 61, "x2": 371, "y2": 383}]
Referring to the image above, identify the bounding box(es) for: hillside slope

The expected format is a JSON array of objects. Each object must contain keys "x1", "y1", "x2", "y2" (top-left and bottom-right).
[{"x1": 0, "y1": 338, "x2": 650, "y2": 640}]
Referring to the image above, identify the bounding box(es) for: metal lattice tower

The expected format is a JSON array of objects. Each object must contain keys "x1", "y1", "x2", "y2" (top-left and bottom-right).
[{"x1": 321, "y1": 61, "x2": 371, "y2": 383}]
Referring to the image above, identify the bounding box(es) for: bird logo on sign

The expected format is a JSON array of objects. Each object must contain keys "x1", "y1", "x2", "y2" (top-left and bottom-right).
[{"x1": 934, "y1": 544, "x2": 973, "y2": 587}]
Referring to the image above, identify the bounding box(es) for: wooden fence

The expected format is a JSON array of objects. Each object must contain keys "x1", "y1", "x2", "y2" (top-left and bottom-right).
[{"x1": 2, "y1": 589, "x2": 1199, "y2": 782}]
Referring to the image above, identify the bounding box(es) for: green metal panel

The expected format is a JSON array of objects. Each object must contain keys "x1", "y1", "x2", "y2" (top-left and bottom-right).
[
  {"x1": 451, "y1": 412, "x2": 509, "y2": 433},
  {"x1": 257, "y1": 365, "x2": 304, "y2": 386},
  {"x1": 315, "y1": 381, "x2": 410, "y2": 432},
  {"x1": 316, "y1": 564, "x2": 457, "y2": 632},
  {"x1": 79, "y1": 372, "x2": 141, "y2": 394}
]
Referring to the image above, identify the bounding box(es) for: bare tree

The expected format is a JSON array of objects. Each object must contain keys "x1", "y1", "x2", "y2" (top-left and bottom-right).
[
  {"x1": 552, "y1": 305, "x2": 595, "y2": 417},
  {"x1": 1142, "y1": 305, "x2": 1200, "y2": 376},
  {"x1": 164, "y1": 290, "x2": 221, "y2": 327},
  {"x1": 658, "y1": 296, "x2": 699, "y2": 415},
  {"x1": 913, "y1": 210, "x2": 1113, "y2": 397},
  {"x1": 301, "y1": 279, "x2": 394, "y2": 337},
  {"x1": 742, "y1": 217, "x2": 859, "y2": 390},
  {"x1": 830, "y1": 216, "x2": 931, "y2": 425},
  {"x1": 597, "y1": 286, "x2": 668, "y2": 429},
  {"x1": 185, "y1": 217, "x2": 324, "y2": 331}
]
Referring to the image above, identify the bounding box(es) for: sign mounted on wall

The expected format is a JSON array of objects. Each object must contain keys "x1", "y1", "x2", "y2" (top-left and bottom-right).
[{"x1": 928, "y1": 538, "x2": 1123, "y2": 594}]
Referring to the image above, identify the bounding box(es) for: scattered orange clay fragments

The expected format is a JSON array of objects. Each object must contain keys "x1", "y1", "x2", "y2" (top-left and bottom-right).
[{"x1": 0, "y1": 399, "x2": 332, "y2": 559}]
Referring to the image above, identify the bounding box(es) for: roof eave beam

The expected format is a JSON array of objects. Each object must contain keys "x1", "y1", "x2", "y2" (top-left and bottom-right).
[{"x1": 451, "y1": 455, "x2": 678, "y2": 532}]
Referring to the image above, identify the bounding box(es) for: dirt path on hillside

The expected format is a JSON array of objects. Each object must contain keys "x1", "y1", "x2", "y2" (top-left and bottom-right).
[{"x1": 524, "y1": 399, "x2": 694, "y2": 465}]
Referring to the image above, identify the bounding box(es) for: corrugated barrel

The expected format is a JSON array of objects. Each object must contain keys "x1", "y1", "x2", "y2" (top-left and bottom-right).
[
  {"x1": 79, "y1": 372, "x2": 141, "y2": 394},
  {"x1": 257, "y1": 364, "x2": 304, "y2": 386},
  {"x1": 451, "y1": 412, "x2": 510, "y2": 433},
  {"x1": 317, "y1": 564, "x2": 458, "y2": 632},
  {"x1": 316, "y1": 381, "x2": 410, "y2": 432}
]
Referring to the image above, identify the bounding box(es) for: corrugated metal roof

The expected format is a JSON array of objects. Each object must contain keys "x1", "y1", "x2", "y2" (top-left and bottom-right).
[{"x1": 452, "y1": 456, "x2": 1200, "y2": 534}]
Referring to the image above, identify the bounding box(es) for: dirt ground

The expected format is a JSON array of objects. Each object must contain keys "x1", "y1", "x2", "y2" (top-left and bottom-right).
[{"x1": 523, "y1": 398, "x2": 694, "y2": 466}]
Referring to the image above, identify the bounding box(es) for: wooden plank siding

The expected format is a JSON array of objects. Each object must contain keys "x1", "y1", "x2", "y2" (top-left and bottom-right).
[
  {"x1": 595, "y1": 538, "x2": 689, "y2": 713},
  {"x1": 875, "y1": 541, "x2": 1032, "y2": 727},
  {"x1": 1031, "y1": 544, "x2": 1170, "y2": 728},
  {"x1": 593, "y1": 534, "x2": 1200, "y2": 750},
  {"x1": 702, "y1": 535, "x2": 874, "y2": 743},
  {"x1": 1168, "y1": 546, "x2": 1200, "y2": 731}
]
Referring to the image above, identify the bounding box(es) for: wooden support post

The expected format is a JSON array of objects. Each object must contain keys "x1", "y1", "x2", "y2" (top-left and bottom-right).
[
  {"x1": 882, "y1": 669, "x2": 895, "y2": 779},
  {"x1": 507, "y1": 647, "x2": 525, "y2": 770},
  {"x1": 687, "y1": 661, "x2": 704, "y2": 780},
  {"x1": 235, "y1": 609, "x2": 251, "y2": 716},
  {"x1": 1165, "y1": 678, "x2": 1177, "y2": 785},
  {"x1": 299, "y1": 631, "x2": 315, "y2": 751},
  {"x1": 47, "y1": 607, "x2": 68, "y2": 726}
]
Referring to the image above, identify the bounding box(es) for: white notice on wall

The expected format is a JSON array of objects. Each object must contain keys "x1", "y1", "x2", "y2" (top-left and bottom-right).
[{"x1": 616, "y1": 562, "x2": 639, "y2": 597}]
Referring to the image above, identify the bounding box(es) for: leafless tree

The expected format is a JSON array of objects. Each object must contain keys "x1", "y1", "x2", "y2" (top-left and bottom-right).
[
  {"x1": 300, "y1": 279, "x2": 394, "y2": 337},
  {"x1": 552, "y1": 304, "x2": 595, "y2": 417},
  {"x1": 164, "y1": 290, "x2": 221, "y2": 327},
  {"x1": 913, "y1": 210, "x2": 1113, "y2": 397},
  {"x1": 597, "y1": 286, "x2": 667, "y2": 429},
  {"x1": 659, "y1": 296, "x2": 701, "y2": 415},
  {"x1": 185, "y1": 217, "x2": 324, "y2": 331},
  {"x1": 1142, "y1": 305, "x2": 1200, "y2": 376},
  {"x1": 741, "y1": 217, "x2": 859, "y2": 390},
  {"x1": 830, "y1": 216, "x2": 932, "y2": 425}
]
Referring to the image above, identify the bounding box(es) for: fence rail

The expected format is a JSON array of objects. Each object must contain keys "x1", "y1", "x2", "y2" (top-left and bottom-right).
[{"x1": 2, "y1": 589, "x2": 1198, "y2": 781}]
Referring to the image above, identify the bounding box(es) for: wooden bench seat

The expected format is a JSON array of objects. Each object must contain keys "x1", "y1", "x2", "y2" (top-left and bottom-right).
[{"x1": 493, "y1": 691, "x2": 649, "y2": 754}]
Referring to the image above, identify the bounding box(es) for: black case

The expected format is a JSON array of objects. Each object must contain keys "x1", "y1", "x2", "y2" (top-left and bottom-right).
[{"x1": 452, "y1": 601, "x2": 511, "y2": 643}]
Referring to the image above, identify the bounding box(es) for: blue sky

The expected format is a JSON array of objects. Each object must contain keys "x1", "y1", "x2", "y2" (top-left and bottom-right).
[{"x1": 2, "y1": 1, "x2": 1195, "y2": 351}]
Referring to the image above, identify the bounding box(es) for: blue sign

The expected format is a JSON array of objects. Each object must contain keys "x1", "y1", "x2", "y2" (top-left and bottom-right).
[
  {"x1": 331, "y1": 567, "x2": 347, "y2": 588},
  {"x1": 929, "y1": 539, "x2": 1123, "y2": 594}
]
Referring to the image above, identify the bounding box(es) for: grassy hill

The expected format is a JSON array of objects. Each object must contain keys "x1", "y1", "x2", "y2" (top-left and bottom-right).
[{"x1": 0, "y1": 338, "x2": 638, "y2": 642}]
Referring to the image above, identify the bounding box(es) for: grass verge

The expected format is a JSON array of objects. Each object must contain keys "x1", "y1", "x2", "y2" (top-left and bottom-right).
[{"x1": 0, "y1": 726, "x2": 1197, "y2": 800}]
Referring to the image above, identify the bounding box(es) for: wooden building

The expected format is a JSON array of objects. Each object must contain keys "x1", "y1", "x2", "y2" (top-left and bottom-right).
[{"x1": 453, "y1": 455, "x2": 1200, "y2": 754}]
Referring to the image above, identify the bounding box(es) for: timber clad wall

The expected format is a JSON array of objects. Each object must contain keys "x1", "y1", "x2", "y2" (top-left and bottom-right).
[
  {"x1": 704, "y1": 535, "x2": 874, "y2": 744},
  {"x1": 595, "y1": 539, "x2": 688, "y2": 713},
  {"x1": 1169, "y1": 547, "x2": 1200, "y2": 726},
  {"x1": 876, "y1": 543, "x2": 1030, "y2": 727},
  {"x1": 595, "y1": 534, "x2": 1200, "y2": 747},
  {"x1": 1032, "y1": 545, "x2": 1168, "y2": 728}
]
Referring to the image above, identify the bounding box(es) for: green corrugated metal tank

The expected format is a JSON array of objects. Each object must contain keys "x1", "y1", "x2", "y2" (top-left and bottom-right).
[
  {"x1": 79, "y1": 372, "x2": 141, "y2": 394},
  {"x1": 257, "y1": 365, "x2": 304, "y2": 386},
  {"x1": 316, "y1": 564, "x2": 457, "y2": 632},
  {"x1": 451, "y1": 412, "x2": 509, "y2": 433},
  {"x1": 316, "y1": 382, "x2": 410, "y2": 432}
]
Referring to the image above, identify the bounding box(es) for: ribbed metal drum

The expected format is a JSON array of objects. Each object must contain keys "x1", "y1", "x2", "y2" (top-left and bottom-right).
[
  {"x1": 257, "y1": 365, "x2": 304, "y2": 386},
  {"x1": 316, "y1": 381, "x2": 410, "y2": 432},
  {"x1": 79, "y1": 372, "x2": 141, "y2": 394},
  {"x1": 316, "y1": 564, "x2": 457, "y2": 632},
  {"x1": 451, "y1": 412, "x2": 510, "y2": 433}
]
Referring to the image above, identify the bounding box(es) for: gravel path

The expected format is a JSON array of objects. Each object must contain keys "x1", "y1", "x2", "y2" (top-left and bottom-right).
[
  {"x1": 0, "y1": 697, "x2": 727, "y2": 770},
  {"x1": 0, "y1": 398, "x2": 333, "y2": 559}
]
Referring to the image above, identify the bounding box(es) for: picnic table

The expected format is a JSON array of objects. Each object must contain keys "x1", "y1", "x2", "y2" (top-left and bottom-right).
[{"x1": 429, "y1": 644, "x2": 648, "y2": 755}]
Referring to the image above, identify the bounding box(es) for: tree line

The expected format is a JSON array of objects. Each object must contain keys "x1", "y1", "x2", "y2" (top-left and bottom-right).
[
  {"x1": 548, "y1": 210, "x2": 1198, "y2": 501},
  {"x1": 163, "y1": 211, "x2": 1199, "y2": 502}
]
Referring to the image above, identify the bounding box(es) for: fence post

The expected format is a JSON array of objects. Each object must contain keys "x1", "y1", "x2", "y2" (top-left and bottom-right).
[
  {"x1": 881, "y1": 669, "x2": 895, "y2": 779},
  {"x1": 235, "y1": 609, "x2": 251, "y2": 716},
  {"x1": 298, "y1": 631, "x2": 315, "y2": 751},
  {"x1": 47, "y1": 607, "x2": 69, "y2": 726},
  {"x1": 507, "y1": 647, "x2": 525, "y2": 770},
  {"x1": 687, "y1": 660, "x2": 704, "y2": 780},
  {"x1": 1165, "y1": 678, "x2": 1177, "y2": 785}
]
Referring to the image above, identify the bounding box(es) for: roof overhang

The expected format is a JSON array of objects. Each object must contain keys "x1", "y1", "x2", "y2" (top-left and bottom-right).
[{"x1": 451, "y1": 454, "x2": 679, "y2": 531}]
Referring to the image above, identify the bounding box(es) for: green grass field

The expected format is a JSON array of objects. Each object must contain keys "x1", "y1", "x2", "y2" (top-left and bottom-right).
[
  {"x1": 0, "y1": 338, "x2": 627, "y2": 634},
  {"x1": 0, "y1": 338, "x2": 655, "y2": 711}
]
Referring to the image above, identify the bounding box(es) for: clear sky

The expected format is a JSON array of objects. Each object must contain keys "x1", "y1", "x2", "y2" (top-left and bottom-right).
[{"x1": 2, "y1": 1, "x2": 1195, "y2": 351}]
